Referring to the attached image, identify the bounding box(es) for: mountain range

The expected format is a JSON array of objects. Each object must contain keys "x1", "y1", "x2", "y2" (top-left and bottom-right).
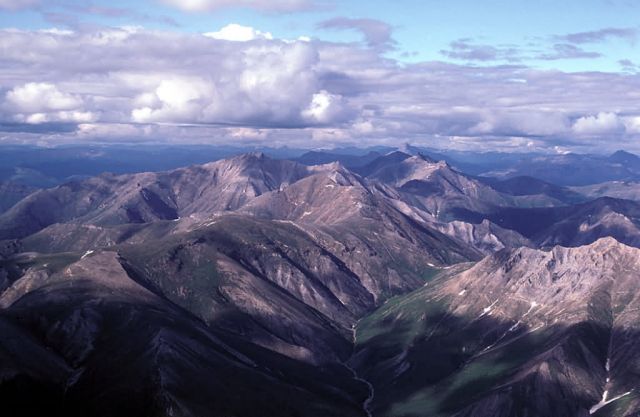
[{"x1": 3, "y1": 148, "x2": 640, "y2": 416}]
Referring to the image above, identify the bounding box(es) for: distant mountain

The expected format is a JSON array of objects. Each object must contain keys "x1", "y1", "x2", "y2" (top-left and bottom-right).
[
  {"x1": 481, "y1": 151, "x2": 640, "y2": 186},
  {"x1": 535, "y1": 197, "x2": 640, "y2": 248},
  {"x1": 479, "y1": 175, "x2": 586, "y2": 205},
  {"x1": 352, "y1": 238, "x2": 640, "y2": 416},
  {"x1": 432, "y1": 219, "x2": 533, "y2": 255},
  {"x1": 571, "y1": 180, "x2": 640, "y2": 201},
  {"x1": 609, "y1": 149, "x2": 640, "y2": 169},
  {"x1": 294, "y1": 150, "x2": 382, "y2": 168},
  {"x1": 465, "y1": 197, "x2": 640, "y2": 249},
  {"x1": 0, "y1": 153, "x2": 311, "y2": 239},
  {"x1": 358, "y1": 152, "x2": 561, "y2": 221},
  {"x1": 354, "y1": 151, "x2": 417, "y2": 177},
  {"x1": 0, "y1": 181, "x2": 36, "y2": 214}
]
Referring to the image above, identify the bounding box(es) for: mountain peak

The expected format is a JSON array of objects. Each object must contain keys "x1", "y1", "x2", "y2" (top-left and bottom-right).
[
  {"x1": 236, "y1": 151, "x2": 267, "y2": 161},
  {"x1": 609, "y1": 149, "x2": 640, "y2": 164}
]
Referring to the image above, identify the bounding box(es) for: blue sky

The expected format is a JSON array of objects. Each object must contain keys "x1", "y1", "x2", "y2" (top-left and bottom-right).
[
  {"x1": 2, "y1": 0, "x2": 637, "y2": 72},
  {"x1": 0, "y1": 0, "x2": 639, "y2": 151}
]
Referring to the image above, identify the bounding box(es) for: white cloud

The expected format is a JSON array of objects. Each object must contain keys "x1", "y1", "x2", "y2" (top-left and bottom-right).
[
  {"x1": 159, "y1": 0, "x2": 315, "y2": 12},
  {"x1": 3, "y1": 83, "x2": 95, "y2": 124},
  {"x1": 302, "y1": 90, "x2": 350, "y2": 124},
  {"x1": 203, "y1": 24, "x2": 273, "y2": 42},
  {"x1": 132, "y1": 78, "x2": 214, "y2": 123},
  {"x1": 572, "y1": 112, "x2": 626, "y2": 136},
  {"x1": 6, "y1": 83, "x2": 82, "y2": 113},
  {"x1": 2, "y1": 27, "x2": 640, "y2": 151},
  {"x1": 623, "y1": 116, "x2": 640, "y2": 134}
]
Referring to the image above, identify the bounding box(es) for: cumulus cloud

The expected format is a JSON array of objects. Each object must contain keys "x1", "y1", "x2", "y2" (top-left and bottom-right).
[
  {"x1": 572, "y1": 112, "x2": 626, "y2": 136},
  {"x1": 6, "y1": 83, "x2": 81, "y2": 113},
  {"x1": 203, "y1": 23, "x2": 273, "y2": 41},
  {"x1": 3, "y1": 83, "x2": 96, "y2": 124},
  {"x1": 2, "y1": 26, "x2": 640, "y2": 151},
  {"x1": 159, "y1": 0, "x2": 316, "y2": 13}
]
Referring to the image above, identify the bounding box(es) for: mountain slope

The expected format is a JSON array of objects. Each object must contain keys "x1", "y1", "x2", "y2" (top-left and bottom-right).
[
  {"x1": 352, "y1": 238, "x2": 640, "y2": 417},
  {"x1": 0, "y1": 153, "x2": 312, "y2": 240},
  {"x1": 0, "y1": 250, "x2": 368, "y2": 417},
  {"x1": 0, "y1": 181, "x2": 36, "y2": 214}
]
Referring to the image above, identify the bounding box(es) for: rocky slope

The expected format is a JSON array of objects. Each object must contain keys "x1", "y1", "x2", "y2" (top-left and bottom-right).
[
  {"x1": 0, "y1": 153, "x2": 311, "y2": 239},
  {"x1": 0, "y1": 250, "x2": 368, "y2": 417},
  {"x1": 352, "y1": 238, "x2": 640, "y2": 417}
]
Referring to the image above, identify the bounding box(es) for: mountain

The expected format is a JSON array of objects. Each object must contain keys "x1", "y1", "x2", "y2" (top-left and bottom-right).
[
  {"x1": 481, "y1": 152, "x2": 640, "y2": 186},
  {"x1": 0, "y1": 181, "x2": 36, "y2": 214},
  {"x1": 431, "y1": 219, "x2": 533, "y2": 255},
  {"x1": 295, "y1": 151, "x2": 382, "y2": 168},
  {"x1": 358, "y1": 152, "x2": 548, "y2": 221},
  {"x1": 0, "y1": 153, "x2": 311, "y2": 240},
  {"x1": 609, "y1": 150, "x2": 640, "y2": 170},
  {"x1": 571, "y1": 180, "x2": 640, "y2": 202},
  {"x1": 0, "y1": 250, "x2": 367, "y2": 417},
  {"x1": 354, "y1": 151, "x2": 416, "y2": 177},
  {"x1": 480, "y1": 175, "x2": 586, "y2": 205},
  {"x1": 7, "y1": 150, "x2": 640, "y2": 417},
  {"x1": 351, "y1": 238, "x2": 640, "y2": 417},
  {"x1": 471, "y1": 197, "x2": 640, "y2": 249},
  {"x1": 534, "y1": 197, "x2": 640, "y2": 248},
  {"x1": 396, "y1": 147, "x2": 640, "y2": 186}
]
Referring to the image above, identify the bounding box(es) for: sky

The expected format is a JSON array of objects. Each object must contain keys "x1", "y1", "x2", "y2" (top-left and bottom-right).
[{"x1": 0, "y1": 0, "x2": 639, "y2": 153}]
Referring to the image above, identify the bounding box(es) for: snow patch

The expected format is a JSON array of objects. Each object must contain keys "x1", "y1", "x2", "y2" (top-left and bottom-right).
[
  {"x1": 479, "y1": 299, "x2": 499, "y2": 318},
  {"x1": 590, "y1": 390, "x2": 633, "y2": 414},
  {"x1": 81, "y1": 250, "x2": 94, "y2": 259}
]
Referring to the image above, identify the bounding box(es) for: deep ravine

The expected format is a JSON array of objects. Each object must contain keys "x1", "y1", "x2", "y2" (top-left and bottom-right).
[{"x1": 343, "y1": 323, "x2": 375, "y2": 417}]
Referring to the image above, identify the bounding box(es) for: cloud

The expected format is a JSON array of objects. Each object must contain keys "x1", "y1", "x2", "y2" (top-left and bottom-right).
[
  {"x1": 572, "y1": 112, "x2": 626, "y2": 136},
  {"x1": 559, "y1": 27, "x2": 638, "y2": 44},
  {"x1": 159, "y1": 0, "x2": 317, "y2": 13},
  {"x1": 2, "y1": 26, "x2": 640, "y2": 152},
  {"x1": 203, "y1": 24, "x2": 273, "y2": 41},
  {"x1": 63, "y1": 3, "x2": 180, "y2": 27},
  {"x1": 0, "y1": 0, "x2": 38, "y2": 11},
  {"x1": 537, "y1": 43, "x2": 602, "y2": 60},
  {"x1": 441, "y1": 38, "x2": 603, "y2": 63},
  {"x1": 620, "y1": 59, "x2": 639, "y2": 72},
  {"x1": 6, "y1": 83, "x2": 82, "y2": 113},
  {"x1": 318, "y1": 17, "x2": 396, "y2": 50},
  {"x1": 2, "y1": 82, "x2": 96, "y2": 124},
  {"x1": 440, "y1": 39, "x2": 521, "y2": 62}
]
